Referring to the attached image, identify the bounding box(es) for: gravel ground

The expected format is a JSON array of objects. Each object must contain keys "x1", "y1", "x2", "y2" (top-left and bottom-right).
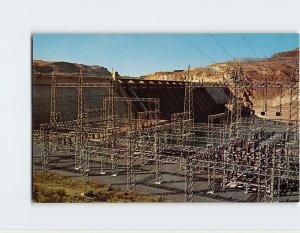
[{"x1": 32, "y1": 143, "x2": 299, "y2": 202}]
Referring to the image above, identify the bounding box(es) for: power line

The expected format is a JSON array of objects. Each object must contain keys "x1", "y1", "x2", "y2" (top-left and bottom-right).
[
  {"x1": 209, "y1": 34, "x2": 235, "y2": 60},
  {"x1": 178, "y1": 34, "x2": 217, "y2": 64},
  {"x1": 241, "y1": 34, "x2": 258, "y2": 58}
]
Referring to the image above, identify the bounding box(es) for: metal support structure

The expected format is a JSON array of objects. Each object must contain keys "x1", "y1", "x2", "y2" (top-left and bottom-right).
[
  {"x1": 287, "y1": 68, "x2": 299, "y2": 143},
  {"x1": 154, "y1": 130, "x2": 162, "y2": 184},
  {"x1": 229, "y1": 66, "x2": 243, "y2": 139},
  {"x1": 185, "y1": 157, "x2": 193, "y2": 202},
  {"x1": 182, "y1": 65, "x2": 195, "y2": 142},
  {"x1": 40, "y1": 125, "x2": 50, "y2": 171},
  {"x1": 126, "y1": 133, "x2": 136, "y2": 191},
  {"x1": 75, "y1": 70, "x2": 84, "y2": 171},
  {"x1": 50, "y1": 70, "x2": 58, "y2": 125},
  {"x1": 34, "y1": 65, "x2": 299, "y2": 202}
]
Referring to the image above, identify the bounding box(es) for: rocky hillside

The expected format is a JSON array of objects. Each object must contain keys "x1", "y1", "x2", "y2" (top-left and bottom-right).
[
  {"x1": 143, "y1": 67, "x2": 223, "y2": 82},
  {"x1": 32, "y1": 48, "x2": 298, "y2": 121},
  {"x1": 33, "y1": 48, "x2": 298, "y2": 80},
  {"x1": 33, "y1": 60, "x2": 111, "y2": 76},
  {"x1": 143, "y1": 48, "x2": 299, "y2": 121},
  {"x1": 272, "y1": 47, "x2": 299, "y2": 60},
  {"x1": 144, "y1": 48, "x2": 299, "y2": 82}
]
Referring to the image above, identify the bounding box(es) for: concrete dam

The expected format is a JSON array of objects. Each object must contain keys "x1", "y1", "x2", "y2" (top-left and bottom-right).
[{"x1": 32, "y1": 74, "x2": 228, "y2": 129}]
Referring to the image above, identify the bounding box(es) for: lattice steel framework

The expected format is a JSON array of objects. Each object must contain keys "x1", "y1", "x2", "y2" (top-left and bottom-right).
[{"x1": 34, "y1": 65, "x2": 299, "y2": 202}]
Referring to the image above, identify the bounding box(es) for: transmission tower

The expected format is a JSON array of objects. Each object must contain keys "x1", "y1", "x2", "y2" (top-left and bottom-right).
[
  {"x1": 226, "y1": 65, "x2": 247, "y2": 140},
  {"x1": 184, "y1": 157, "x2": 193, "y2": 202},
  {"x1": 75, "y1": 70, "x2": 84, "y2": 172},
  {"x1": 50, "y1": 70, "x2": 58, "y2": 125},
  {"x1": 154, "y1": 130, "x2": 162, "y2": 184},
  {"x1": 126, "y1": 133, "x2": 136, "y2": 191},
  {"x1": 40, "y1": 124, "x2": 50, "y2": 171},
  {"x1": 108, "y1": 70, "x2": 118, "y2": 175},
  {"x1": 183, "y1": 65, "x2": 194, "y2": 128},
  {"x1": 287, "y1": 68, "x2": 299, "y2": 143},
  {"x1": 182, "y1": 65, "x2": 196, "y2": 201}
]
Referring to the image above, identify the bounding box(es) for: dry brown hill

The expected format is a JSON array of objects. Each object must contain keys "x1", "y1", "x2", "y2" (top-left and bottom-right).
[
  {"x1": 33, "y1": 60, "x2": 111, "y2": 76},
  {"x1": 144, "y1": 67, "x2": 223, "y2": 82},
  {"x1": 272, "y1": 47, "x2": 299, "y2": 60},
  {"x1": 144, "y1": 48, "x2": 299, "y2": 82},
  {"x1": 143, "y1": 48, "x2": 299, "y2": 121}
]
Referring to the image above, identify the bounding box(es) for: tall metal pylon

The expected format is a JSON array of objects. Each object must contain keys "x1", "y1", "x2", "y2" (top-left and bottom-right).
[
  {"x1": 226, "y1": 65, "x2": 245, "y2": 140},
  {"x1": 154, "y1": 130, "x2": 162, "y2": 184},
  {"x1": 40, "y1": 124, "x2": 50, "y2": 171},
  {"x1": 75, "y1": 70, "x2": 84, "y2": 172},
  {"x1": 50, "y1": 70, "x2": 58, "y2": 125},
  {"x1": 81, "y1": 145, "x2": 90, "y2": 182},
  {"x1": 287, "y1": 68, "x2": 299, "y2": 143},
  {"x1": 182, "y1": 65, "x2": 195, "y2": 202},
  {"x1": 107, "y1": 69, "x2": 116, "y2": 130},
  {"x1": 184, "y1": 157, "x2": 193, "y2": 202},
  {"x1": 108, "y1": 70, "x2": 118, "y2": 175},
  {"x1": 183, "y1": 65, "x2": 194, "y2": 130},
  {"x1": 126, "y1": 133, "x2": 136, "y2": 191},
  {"x1": 41, "y1": 69, "x2": 57, "y2": 172}
]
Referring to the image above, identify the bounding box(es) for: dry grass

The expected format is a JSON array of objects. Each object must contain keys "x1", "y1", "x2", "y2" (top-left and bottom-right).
[{"x1": 32, "y1": 171, "x2": 162, "y2": 203}]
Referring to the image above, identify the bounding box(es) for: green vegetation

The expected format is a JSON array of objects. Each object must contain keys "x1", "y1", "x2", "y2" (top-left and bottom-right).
[{"x1": 33, "y1": 171, "x2": 161, "y2": 203}]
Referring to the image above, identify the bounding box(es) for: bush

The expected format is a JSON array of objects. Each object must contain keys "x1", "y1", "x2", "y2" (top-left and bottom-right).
[{"x1": 33, "y1": 171, "x2": 160, "y2": 203}]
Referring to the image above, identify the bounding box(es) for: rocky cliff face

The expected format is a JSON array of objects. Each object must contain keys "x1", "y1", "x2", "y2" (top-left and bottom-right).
[
  {"x1": 143, "y1": 48, "x2": 299, "y2": 121},
  {"x1": 144, "y1": 67, "x2": 224, "y2": 82},
  {"x1": 144, "y1": 48, "x2": 299, "y2": 82}
]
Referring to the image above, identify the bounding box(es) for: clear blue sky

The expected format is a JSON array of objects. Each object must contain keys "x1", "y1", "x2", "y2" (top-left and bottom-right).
[{"x1": 32, "y1": 33, "x2": 299, "y2": 77}]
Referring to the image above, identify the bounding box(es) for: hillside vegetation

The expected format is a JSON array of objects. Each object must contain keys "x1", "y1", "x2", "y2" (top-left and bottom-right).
[{"x1": 33, "y1": 171, "x2": 161, "y2": 203}]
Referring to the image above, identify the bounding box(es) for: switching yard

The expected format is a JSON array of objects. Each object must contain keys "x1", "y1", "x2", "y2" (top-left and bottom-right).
[{"x1": 32, "y1": 67, "x2": 299, "y2": 202}]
